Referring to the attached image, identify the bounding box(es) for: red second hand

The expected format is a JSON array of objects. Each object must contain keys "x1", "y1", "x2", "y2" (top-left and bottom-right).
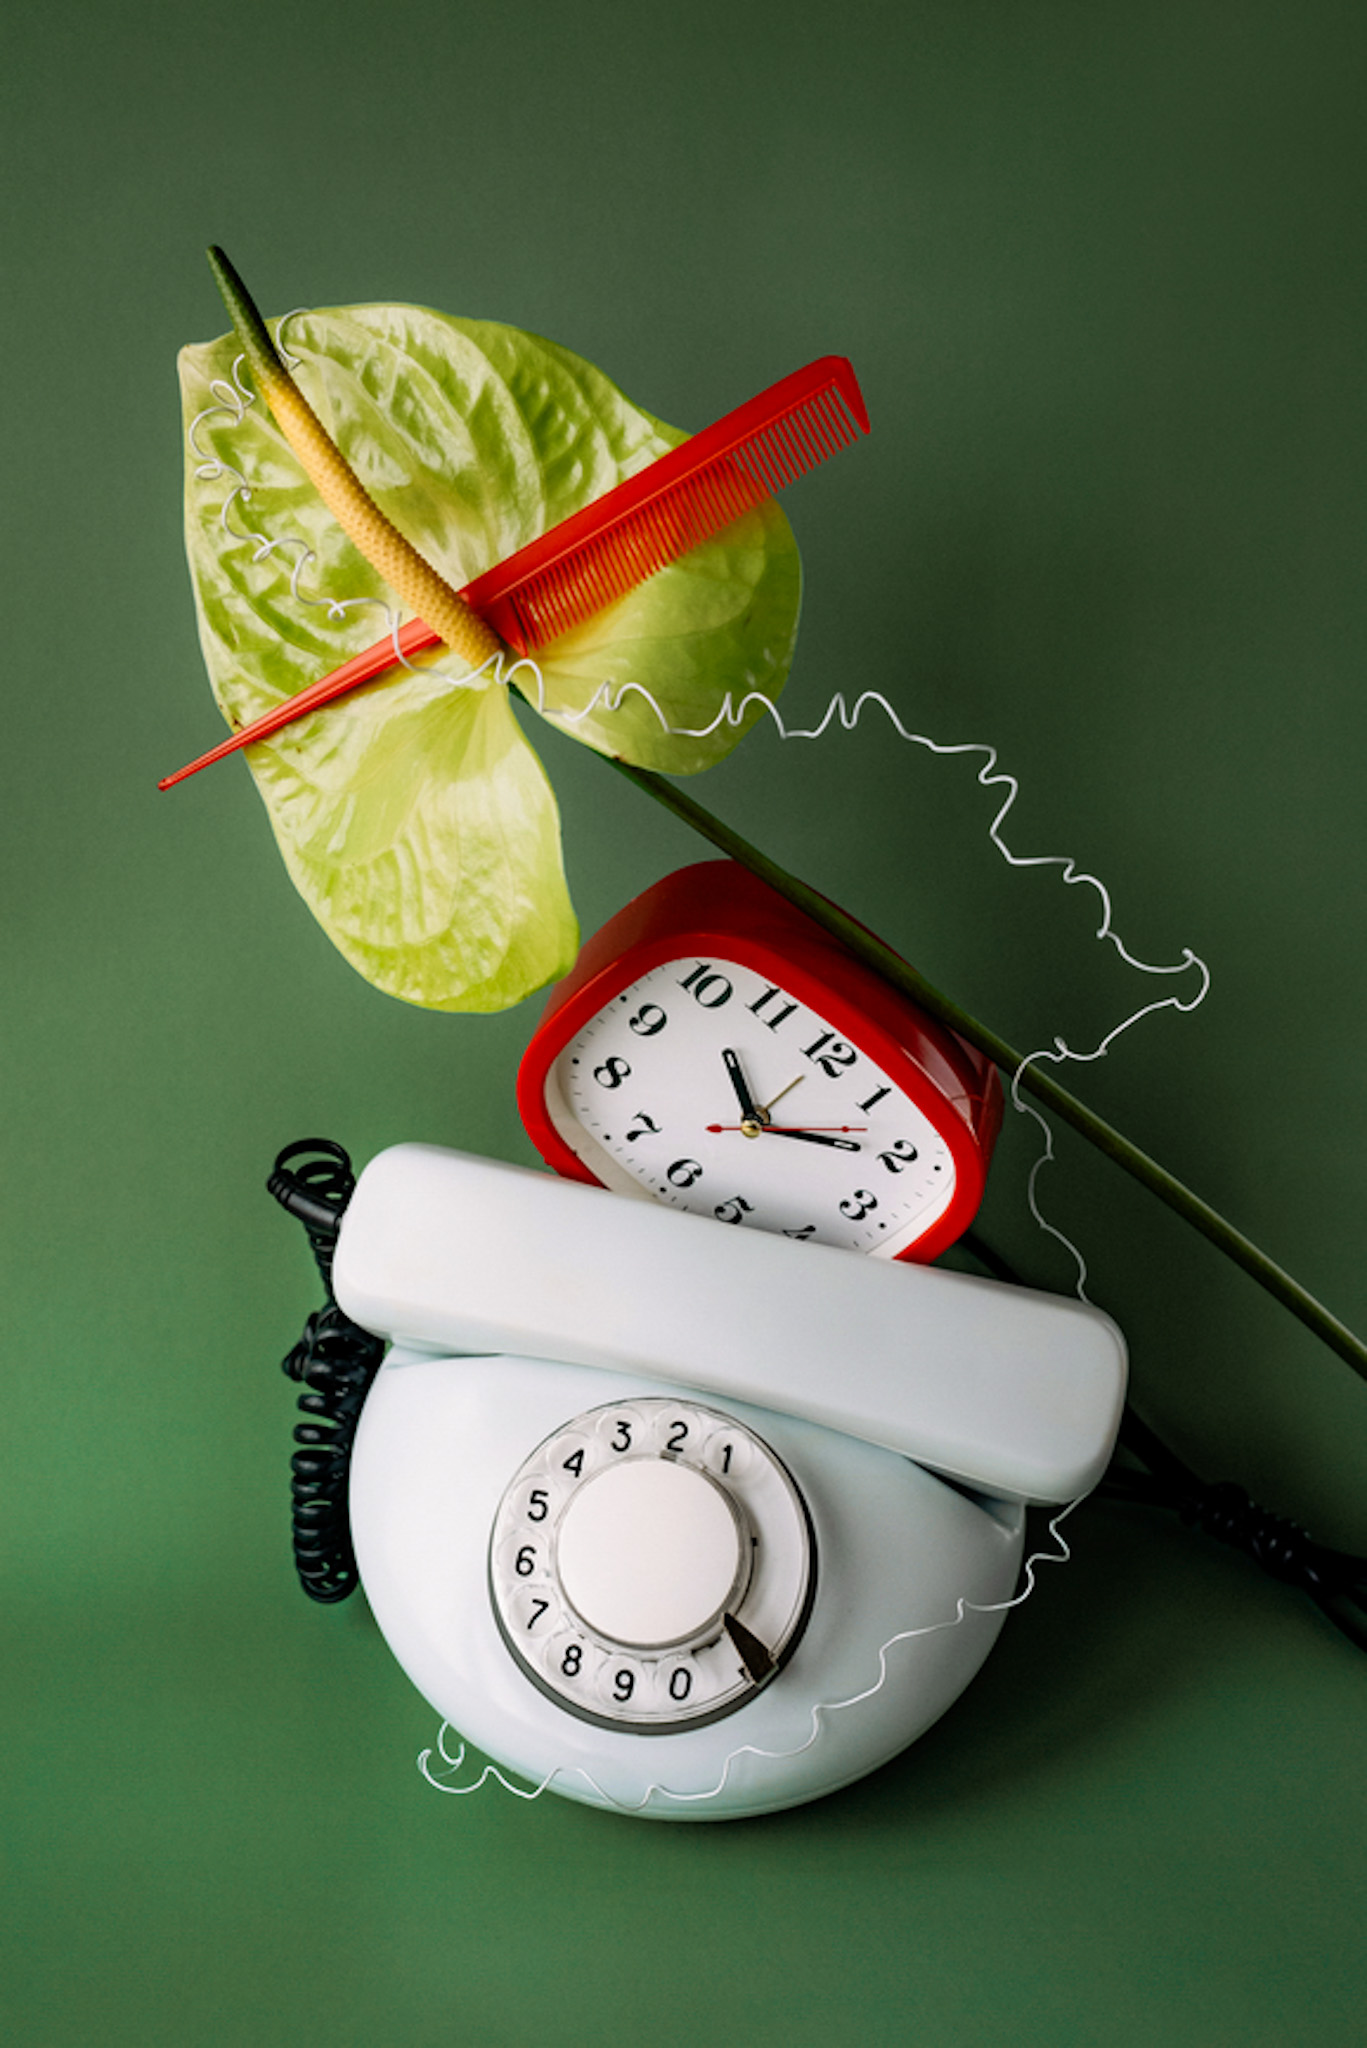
[{"x1": 705, "y1": 1125, "x2": 867, "y2": 1133}]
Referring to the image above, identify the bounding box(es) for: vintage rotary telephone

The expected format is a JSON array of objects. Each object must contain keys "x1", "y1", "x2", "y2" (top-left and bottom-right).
[
  {"x1": 341, "y1": 1147, "x2": 1123, "y2": 1820},
  {"x1": 268, "y1": 865, "x2": 1128, "y2": 1822}
]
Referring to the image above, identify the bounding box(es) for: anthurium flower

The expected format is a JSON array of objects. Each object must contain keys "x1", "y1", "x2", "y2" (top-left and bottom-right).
[{"x1": 179, "y1": 303, "x2": 801, "y2": 1011}]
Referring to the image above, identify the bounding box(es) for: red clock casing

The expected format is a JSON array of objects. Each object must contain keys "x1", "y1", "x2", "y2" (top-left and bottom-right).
[{"x1": 517, "y1": 862, "x2": 1003, "y2": 1264}]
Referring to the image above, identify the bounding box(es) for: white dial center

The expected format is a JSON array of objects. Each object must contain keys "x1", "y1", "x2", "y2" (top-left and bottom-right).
[{"x1": 555, "y1": 1459, "x2": 743, "y2": 1648}]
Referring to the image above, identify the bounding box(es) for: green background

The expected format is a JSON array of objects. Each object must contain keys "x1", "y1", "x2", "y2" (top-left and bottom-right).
[{"x1": 3, "y1": 2, "x2": 1365, "y2": 2041}]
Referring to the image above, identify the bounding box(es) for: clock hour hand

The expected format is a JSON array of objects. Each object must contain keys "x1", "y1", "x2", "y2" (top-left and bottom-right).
[{"x1": 721, "y1": 1049, "x2": 765, "y2": 1135}]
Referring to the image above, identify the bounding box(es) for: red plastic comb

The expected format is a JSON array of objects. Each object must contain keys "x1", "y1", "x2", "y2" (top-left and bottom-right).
[{"x1": 160, "y1": 356, "x2": 867, "y2": 790}]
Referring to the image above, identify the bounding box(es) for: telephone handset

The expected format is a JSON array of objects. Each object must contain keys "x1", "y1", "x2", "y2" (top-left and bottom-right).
[{"x1": 339, "y1": 1145, "x2": 1127, "y2": 1820}]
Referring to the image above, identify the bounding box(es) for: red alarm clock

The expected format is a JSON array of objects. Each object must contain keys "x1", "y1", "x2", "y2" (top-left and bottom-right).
[{"x1": 517, "y1": 863, "x2": 1002, "y2": 1263}]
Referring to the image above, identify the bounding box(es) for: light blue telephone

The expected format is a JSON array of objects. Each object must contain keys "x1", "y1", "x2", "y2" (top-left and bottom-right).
[{"x1": 335, "y1": 1143, "x2": 1126, "y2": 1821}]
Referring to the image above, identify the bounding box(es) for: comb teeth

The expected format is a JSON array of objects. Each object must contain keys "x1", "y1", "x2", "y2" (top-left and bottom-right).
[
  {"x1": 463, "y1": 356, "x2": 868, "y2": 655},
  {"x1": 733, "y1": 386, "x2": 861, "y2": 499},
  {"x1": 514, "y1": 454, "x2": 770, "y2": 645}
]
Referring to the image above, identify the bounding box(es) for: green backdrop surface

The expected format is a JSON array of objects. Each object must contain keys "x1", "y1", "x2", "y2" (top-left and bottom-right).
[{"x1": 2, "y1": 3, "x2": 1365, "y2": 2042}]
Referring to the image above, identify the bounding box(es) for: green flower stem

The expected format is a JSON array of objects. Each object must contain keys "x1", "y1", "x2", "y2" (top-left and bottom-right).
[{"x1": 605, "y1": 753, "x2": 1367, "y2": 1383}]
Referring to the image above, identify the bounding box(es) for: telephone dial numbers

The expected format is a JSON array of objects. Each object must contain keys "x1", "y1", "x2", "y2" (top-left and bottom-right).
[{"x1": 488, "y1": 1398, "x2": 815, "y2": 1732}]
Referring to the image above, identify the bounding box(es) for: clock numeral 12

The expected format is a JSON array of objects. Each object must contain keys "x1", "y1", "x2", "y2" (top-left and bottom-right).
[{"x1": 801, "y1": 1030, "x2": 857, "y2": 1079}]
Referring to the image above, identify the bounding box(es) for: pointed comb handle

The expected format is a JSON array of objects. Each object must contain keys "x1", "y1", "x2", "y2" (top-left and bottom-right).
[{"x1": 157, "y1": 617, "x2": 443, "y2": 790}]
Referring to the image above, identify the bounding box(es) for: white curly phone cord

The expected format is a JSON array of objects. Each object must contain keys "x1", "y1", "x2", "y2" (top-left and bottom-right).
[{"x1": 189, "y1": 369, "x2": 1207, "y2": 1810}]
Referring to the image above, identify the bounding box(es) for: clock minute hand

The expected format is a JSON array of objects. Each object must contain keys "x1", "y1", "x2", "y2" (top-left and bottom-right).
[{"x1": 760, "y1": 1126, "x2": 862, "y2": 1153}]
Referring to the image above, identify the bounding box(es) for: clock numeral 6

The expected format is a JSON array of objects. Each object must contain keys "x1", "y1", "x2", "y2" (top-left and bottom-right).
[
  {"x1": 714, "y1": 1194, "x2": 755, "y2": 1225},
  {"x1": 666, "y1": 1158, "x2": 704, "y2": 1189},
  {"x1": 593, "y1": 1056, "x2": 632, "y2": 1088},
  {"x1": 839, "y1": 1190, "x2": 878, "y2": 1221}
]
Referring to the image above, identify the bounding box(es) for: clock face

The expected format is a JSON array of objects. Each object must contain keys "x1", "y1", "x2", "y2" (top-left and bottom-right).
[{"x1": 545, "y1": 953, "x2": 958, "y2": 1258}]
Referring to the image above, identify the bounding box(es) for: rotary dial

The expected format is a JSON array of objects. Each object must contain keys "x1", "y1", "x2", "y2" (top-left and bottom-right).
[{"x1": 489, "y1": 1397, "x2": 815, "y2": 1732}]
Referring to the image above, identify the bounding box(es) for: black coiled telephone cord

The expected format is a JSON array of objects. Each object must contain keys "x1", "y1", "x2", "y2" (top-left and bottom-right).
[
  {"x1": 265, "y1": 1140, "x2": 1367, "y2": 1649},
  {"x1": 267, "y1": 1139, "x2": 385, "y2": 1604},
  {"x1": 960, "y1": 1230, "x2": 1367, "y2": 1654},
  {"x1": 1099, "y1": 1407, "x2": 1367, "y2": 1653}
]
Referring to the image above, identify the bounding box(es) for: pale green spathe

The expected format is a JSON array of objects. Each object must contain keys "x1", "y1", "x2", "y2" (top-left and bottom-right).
[{"x1": 179, "y1": 305, "x2": 802, "y2": 1011}]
